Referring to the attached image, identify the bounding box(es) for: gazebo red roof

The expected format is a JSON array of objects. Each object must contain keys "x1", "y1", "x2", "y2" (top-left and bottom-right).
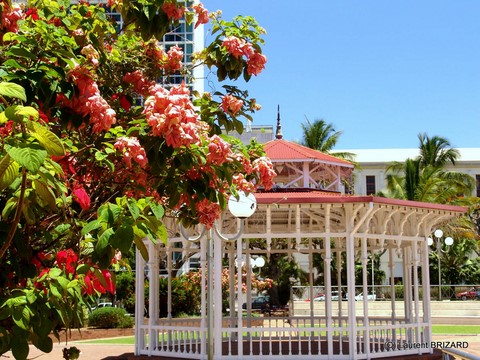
[
  {"x1": 264, "y1": 139, "x2": 354, "y2": 168},
  {"x1": 254, "y1": 189, "x2": 467, "y2": 213}
]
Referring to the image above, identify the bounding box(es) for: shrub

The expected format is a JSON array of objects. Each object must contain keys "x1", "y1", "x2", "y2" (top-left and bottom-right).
[{"x1": 88, "y1": 307, "x2": 134, "y2": 329}]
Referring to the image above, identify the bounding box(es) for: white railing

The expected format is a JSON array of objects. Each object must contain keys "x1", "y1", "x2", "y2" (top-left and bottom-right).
[{"x1": 137, "y1": 315, "x2": 431, "y2": 359}]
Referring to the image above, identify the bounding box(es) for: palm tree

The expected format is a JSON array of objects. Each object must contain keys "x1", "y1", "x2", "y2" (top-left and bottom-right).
[
  {"x1": 417, "y1": 133, "x2": 460, "y2": 168},
  {"x1": 379, "y1": 134, "x2": 475, "y2": 203},
  {"x1": 300, "y1": 118, "x2": 355, "y2": 161}
]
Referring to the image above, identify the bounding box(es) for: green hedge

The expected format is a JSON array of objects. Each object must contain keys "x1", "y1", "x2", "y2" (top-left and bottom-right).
[{"x1": 88, "y1": 307, "x2": 134, "y2": 329}]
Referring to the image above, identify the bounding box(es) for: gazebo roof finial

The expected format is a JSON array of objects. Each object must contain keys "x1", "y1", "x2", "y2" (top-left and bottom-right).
[{"x1": 275, "y1": 105, "x2": 283, "y2": 140}]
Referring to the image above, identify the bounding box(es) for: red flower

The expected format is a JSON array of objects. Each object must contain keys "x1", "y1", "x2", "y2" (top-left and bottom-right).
[
  {"x1": 119, "y1": 94, "x2": 131, "y2": 111},
  {"x1": 56, "y1": 249, "x2": 78, "y2": 275},
  {"x1": 83, "y1": 272, "x2": 95, "y2": 295},
  {"x1": 25, "y1": 8, "x2": 39, "y2": 20},
  {"x1": 73, "y1": 185, "x2": 91, "y2": 210}
]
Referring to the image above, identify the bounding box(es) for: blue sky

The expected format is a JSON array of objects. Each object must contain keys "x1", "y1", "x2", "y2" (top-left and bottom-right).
[{"x1": 203, "y1": 1, "x2": 480, "y2": 149}]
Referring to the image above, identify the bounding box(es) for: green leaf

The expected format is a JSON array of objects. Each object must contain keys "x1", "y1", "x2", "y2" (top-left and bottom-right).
[
  {"x1": 14, "y1": 106, "x2": 38, "y2": 121},
  {"x1": 7, "y1": 46, "x2": 37, "y2": 61},
  {"x1": 56, "y1": 276, "x2": 70, "y2": 290},
  {"x1": 28, "y1": 122, "x2": 65, "y2": 156},
  {"x1": 155, "y1": 224, "x2": 168, "y2": 244},
  {"x1": 12, "y1": 307, "x2": 28, "y2": 330},
  {"x1": 96, "y1": 228, "x2": 115, "y2": 254},
  {"x1": 11, "y1": 334, "x2": 29, "y2": 360},
  {"x1": 48, "y1": 268, "x2": 62, "y2": 279},
  {"x1": 99, "y1": 203, "x2": 122, "y2": 224},
  {"x1": 149, "y1": 201, "x2": 164, "y2": 220},
  {"x1": 0, "y1": 155, "x2": 19, "y2": 191},
  {"x1": 76, "y1": 263, "x2": 90, "y2": 275},
  {"x1": 32, "y1": 335, "x2": 53, "y2": 353},
  {"x1": 25, "y1": 291, "x2": 36, "y2": 305},
  {"x1": 81, "y1": 219, "x2": 102, "y2": 235},
  {"x1": 6, "y1": 144, "x2": 47, "y2": 174},
  {"x1": 49, "y1": 283, "x2": 62, "y2": 298},
  {"x1": 0, "y1": 111, "x2": 7, "y2": 124},
  {"x1": 134, "y1": 237, "x2": 149, "y2": 261},
  {"x1": 111, "y1": 224, "x2": 134, "y2": 253},
  {"x1": 33, "y1": 179, "x2": 56, "y2": 209},
  {"x1": 67, "y1": 279, "x2": 79, "y2": 289},
  {"x1": 127, "y1": 199, "x2": 140, "y2": 220},
  {"x1": 0, "y1": 82, "x2": 26, "y2": 102},
  {"x1": 53, "y1": 223, "x2": 71, "y2": 235}
]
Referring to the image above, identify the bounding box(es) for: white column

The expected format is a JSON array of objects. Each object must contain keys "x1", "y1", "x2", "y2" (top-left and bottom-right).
[
  {"x1": 361, "y1": 239, "x2": 370, "y2": 358},
  {"x1": 421, "y1": 237, "x2": 433, "y2": 352},
  {"x1": 200, "y1": 235, "x2": 208, "y2": 359},
  {"x1": 206, "y1": 230, "x2": 215, "y2": 360},
  {"x1": 214, "y1": 230, "x2": 223, "y2": 358},
  {"x1": 345, "y1": 207, "x2": 358, "y2": 359},
  {"x1": 237, "y1": 235, "x2": 244, "y2": 358},
  {"x1": 134, "y1": 247, "x2": 146, "y2": 355},
  {"x1": 148, "y1": 241, "x2": 159, "y2": 356},
  {"x1": 324, "y1": 205, "x2": 333, "y2": 356}
]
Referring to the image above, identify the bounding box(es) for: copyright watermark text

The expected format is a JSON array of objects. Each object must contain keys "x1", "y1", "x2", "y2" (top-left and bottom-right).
[{"x1": 384, "y1": 341, "x2": 469, "y2": 351}]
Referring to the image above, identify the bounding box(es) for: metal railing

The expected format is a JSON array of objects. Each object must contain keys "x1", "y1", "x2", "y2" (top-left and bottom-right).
[{"x1": 442, "y1": 348, "x2": 480, "y2": 360}]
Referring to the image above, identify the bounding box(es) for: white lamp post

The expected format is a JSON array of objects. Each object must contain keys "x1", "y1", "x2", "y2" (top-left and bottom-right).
[
  {"x1": 180, "y1": 191, "x2": 257, "y2": 360},
  {"x1": 427, "y1": 229, "x2": 453, "y2": 301}
]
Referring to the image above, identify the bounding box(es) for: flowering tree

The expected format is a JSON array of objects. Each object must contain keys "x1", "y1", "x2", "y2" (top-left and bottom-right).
[
  {"x1": 0, "y1": 0, "x2": 274, "y2": 357},
  {"x1": 184, "y1": 267, "x2": 273, "y2": 314}
]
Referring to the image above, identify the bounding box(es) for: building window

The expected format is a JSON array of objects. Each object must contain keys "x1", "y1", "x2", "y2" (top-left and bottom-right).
[
  {"x1": 476, "y1": 175, "x2": 480, "y2": 197},
  {"x1": 366, "y1": 175, "x2": 376, "y2": 195}
]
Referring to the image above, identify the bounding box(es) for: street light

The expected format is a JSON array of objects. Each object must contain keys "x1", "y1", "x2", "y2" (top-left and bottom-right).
[
  {"x1": 427, "y1": 229, "x2": 453, "y2": 301},
  {"x1": 179, "y1": 191, "x2": 257, "y2": 360}
]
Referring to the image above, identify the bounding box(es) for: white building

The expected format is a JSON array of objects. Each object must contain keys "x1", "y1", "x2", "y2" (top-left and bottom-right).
[
  {"x1": 340, "y1": 147, "x2": 480, "y2": 285},
  {"x1": 345, "y1": 148, "x2": 480, "y2": 197}
]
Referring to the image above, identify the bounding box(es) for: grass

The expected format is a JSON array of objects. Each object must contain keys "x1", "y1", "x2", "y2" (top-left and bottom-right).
[
  {"x1": 76, "y1": 325, "x2": 479, "y2": 345},
  {"x1": 431, "y1": 325, "x2": 479, "y2": 335}
]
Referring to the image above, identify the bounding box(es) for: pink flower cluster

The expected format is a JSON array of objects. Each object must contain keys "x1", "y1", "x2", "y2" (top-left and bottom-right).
[
  {"x1": 232, "y1": 173, "x2": 255, "y2": 193},
  {"x1": 114, "y1": 136, "x2": 148, "y2": 169},
  {"x1": 166, "y1": 45, "x2": 183, "y2": 72},
  {"x1": 81, "y1": 44, "x2": 100, "y2": 67},
  {"x1": 162, "y1": 1, "x2": 186, "y2": 20},
  {"x1": 58, "y1": 66, "x2": 116, "y2": 133},
  {"x1": 143, "y1": 82, "x2": 208, "y2": 148},
  {"x1": 221, "y1": 94, "x2": 243, "y2": 115},
  {"x1": 221, "y1": 36, "x2": 267, "y2": 76},
  {"x1": 192, "y1": 2, "x2": 209, "y2": 28},
  {"x1": 123, "y1": 70, "x2": 155, "y2": 97},
  {"x1": 144, "y1": 42, "x2": 184, "y2": 73},
  {"x1": 195, "y1": 198, "x2": 222, "y2": 229},
  {"x1": 1, "y1": 2, "x2": 23, "y2": 33},
  {"x1": 206, "y1": 135, "x2": 232, "y2": 165},
  {"x1": 253, "y1": 157, "x2": 276, "y2": 190}
]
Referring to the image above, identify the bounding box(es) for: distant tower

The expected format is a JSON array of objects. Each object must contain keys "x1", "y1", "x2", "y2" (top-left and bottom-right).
[{"x1": 275, "y1": 105, "x2": 283, "y2": 140}]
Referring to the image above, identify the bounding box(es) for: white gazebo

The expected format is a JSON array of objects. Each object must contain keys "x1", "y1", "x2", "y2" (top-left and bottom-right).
[{"x1": 134, "y1": 129, "x2": 466, "y2": 359}]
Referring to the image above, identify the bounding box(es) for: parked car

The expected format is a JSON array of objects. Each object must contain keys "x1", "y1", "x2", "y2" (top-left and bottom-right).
[
  {"x1": 456, "y1": 288, "x2": 480, "y2": 300},
  {"x1": 242, "y1": 296, "x2": 270, "y2": 312},
  {"x1": 312, "y1": 291, "x2": 343, "y2": 301},
  {"x1": 90, "y1": 302, "x2": 113, "y2": 311},
  {"x1": 354, "y1": 292, "x2": 376, "y2": 301}
]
